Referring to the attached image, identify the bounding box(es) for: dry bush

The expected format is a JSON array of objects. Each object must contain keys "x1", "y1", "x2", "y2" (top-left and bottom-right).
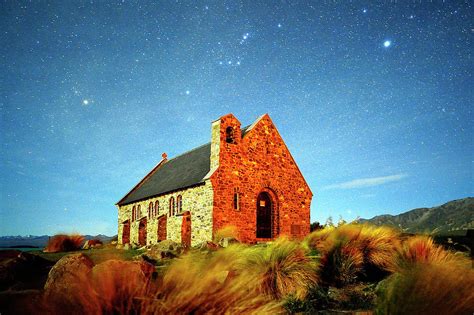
[
  {"x1": 376, "y1": 263, "x2": 474, "y2": 315},
  {"x1": 142, "y1": 246, "x2": 282, "y2": 314},
  {"x1": 44, "y1": 234, "x2": 85, "y2": 253},
  {"x1": 304, "y1": 226, "x2": 335, "y2": 253},
  {"x1": 248, "y1": 238, "x2": 319, "y2": 300},
  {"x1": 393, "y1": 235, "x2": 471, "y2": 272},
  {"x1": 43, "y1": 258, "x2": 156, "y2": 314},
  {"x1": 308, "y1": 224, "x2": 401, "y2": 286},
  {"x1": 319, "y1": 242, "x2": 364, "y2": 287}
]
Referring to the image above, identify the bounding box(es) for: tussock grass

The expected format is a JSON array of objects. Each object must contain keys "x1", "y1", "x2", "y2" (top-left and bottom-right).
[
  {"x1": 393, "y1": 235, "x2": 471, "y2": 271},
  {"x1": 376, "y1": 263, "x2": 474, "y2": 315},
  {"x1": 143, "y1": 246, "x2": 282, "y2": 314},
  {"x1": 29, "y1": 224, "x2": 473, "y2": 314},
  {"x1": 44, "y1": 234, "x2": 84, "y2": 253},
  {"x1": 248, "y1": 237, "x2": 319, "y2": 300},
  {"x1": 307, "y1": 224, "x2": 400, "y2": 286}
]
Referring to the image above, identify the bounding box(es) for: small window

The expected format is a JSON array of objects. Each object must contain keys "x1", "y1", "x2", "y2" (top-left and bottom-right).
[
  {"x1": 132, "y1": 206, "x2": 136, "y2": 221},
  {"x1": 137, "y1": 205, "x2": 141, "y2": 219},
  {"x1": 225, "y1": 126, "x2": 235, "y2": 144},
  {"x1": 233, "y1": 193, "x2": 240, "y2": 210},
  {"x1": 169, "y1": 197, "x2": 175, "y2": 216},
  {"x1": 233, "y1": 187, "x2": 240, "y2": 211},
  {"x1": 154, "y1": 200, "x2": 159, "y2": 216},
  {"x1": 177, "y1": 195, "x2": 182, "y2": 213},
  {"x1": 149, "y1": 202, "x2": 153, "y2": 218}
]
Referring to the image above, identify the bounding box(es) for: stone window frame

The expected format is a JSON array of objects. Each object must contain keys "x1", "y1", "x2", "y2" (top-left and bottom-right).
[
  {"x1": 148, "y1": 202, "x2": 153, "y2": 218},
  {"x1": 132, "y1": 206, "x2": 136, "y2": 222},
  {"x1": 154, "y1": 200, "x2": 159, "y2": 217},
  {"x1": 137, "y1": 204, "x2": 141, "y2": 219},
  {"x1": 177, "y1": 195, "x2": 183, "y2": 213},
  {"x1": 169, "y1": 197, "x2": 175, "y2": 216}
]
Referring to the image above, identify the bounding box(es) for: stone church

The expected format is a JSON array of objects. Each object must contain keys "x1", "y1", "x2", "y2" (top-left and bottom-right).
[{"x1": 116, "y1": 113, "x2": 312, "y2": 247}]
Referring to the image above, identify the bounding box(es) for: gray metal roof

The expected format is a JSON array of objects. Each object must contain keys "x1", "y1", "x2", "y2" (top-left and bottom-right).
[
  {"x1": 117, "y1": 125, "x2": 253, "y2": 206},
  {"x1": 117, "y1": 143, "x2": 211, "y2": 205}
]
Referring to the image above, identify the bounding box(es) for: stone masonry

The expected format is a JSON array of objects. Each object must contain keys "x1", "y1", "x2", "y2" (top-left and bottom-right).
[{"x1": 117, "y1": 113, "x2": 312, "y2": 247}]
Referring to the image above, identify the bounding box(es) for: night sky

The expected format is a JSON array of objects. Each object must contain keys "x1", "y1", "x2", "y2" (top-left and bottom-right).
[{"x1": 1, "y1": 1, "x2": 472, "y2": 236}]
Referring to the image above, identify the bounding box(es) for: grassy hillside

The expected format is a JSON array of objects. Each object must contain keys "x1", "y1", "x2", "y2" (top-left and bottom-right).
[{"x1": 362, "y1": 197, "x2": 474, "y2": 234}]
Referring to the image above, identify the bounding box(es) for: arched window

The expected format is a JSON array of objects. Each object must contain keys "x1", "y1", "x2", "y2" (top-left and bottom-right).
[
  {"x1": 132, "y1": 206, "x2": 136, "y2": 221},
  {"x1": 225, "y1": 126, "x2": 235, "y2": 143},
  {"x1": 137, "y1": 205, "x2": 141, "y2": 219},
  {"x1": 169, "y1": 197, "x2": 175, "y2": 216},
  {"x1": 177, "y1": 195, "x2": 182, "y2": 213},
  {"x1": 154, "y1": 200, "x2": 159, "y2": 217},
  {"x1": 149, "y1": 202, "x2": 153, "y2": 218}
]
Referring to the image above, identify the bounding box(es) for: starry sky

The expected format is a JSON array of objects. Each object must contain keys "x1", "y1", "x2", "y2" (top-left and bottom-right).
[{"x1": 1, "y1": 1, "x2": 473, "y2": 236}]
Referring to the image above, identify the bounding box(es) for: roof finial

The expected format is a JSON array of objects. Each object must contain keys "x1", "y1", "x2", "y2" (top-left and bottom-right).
[{"x1": 162, "y1": 152, "x2": 167, "y2": 160}]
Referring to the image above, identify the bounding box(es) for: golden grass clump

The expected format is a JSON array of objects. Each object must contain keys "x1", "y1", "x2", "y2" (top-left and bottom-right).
[
  {"x1": 91, "y1": 259, "x2": 155, "y2": 314},
  {"x1": 248, "y1": 237, "x2": 319, "y2": 300},
  {"x1": 44, "y1": 234, "x2": 85, "y2": 253},
  {"x1": 376, "y1": 263, "x2": 474, "y2": 315},
  {"x1": 393, "y1": 235, "x2": 471, "y2": 271},
  {"x1": 44, "y1": 258, "x2": 156, "y2": 314},
  {"x1": 143, "y1": 245, "x2": 282, "y2": 314},
  {"x1": 308, "y1": 224, "x2": 401, "y2": 286},
  {"x1": 304, "y1": 226, "x2": 335, "y2": 253}
]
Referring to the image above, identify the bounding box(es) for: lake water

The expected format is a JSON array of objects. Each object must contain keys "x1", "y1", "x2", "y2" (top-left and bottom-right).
[{"x1": 0, "y1": 247, "x2": 43, "y2": 252}]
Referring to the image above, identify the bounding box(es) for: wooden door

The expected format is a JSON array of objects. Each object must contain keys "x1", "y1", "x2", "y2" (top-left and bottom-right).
[
  {"x1": 122, "y1": 220, "x2": 130, "y2": 244},
  {"x1": 256, "y1": 192, "x2": 272, "y2": 238},
  {"x1": 158, "y1": 215, "x2": 167, "y2": 241},
  {"x1": 138, "y1": 218, "x2": 147, "y2": 246},
  {"x1": 181, "y1": 211, "x2": 191, "y2": 249}
]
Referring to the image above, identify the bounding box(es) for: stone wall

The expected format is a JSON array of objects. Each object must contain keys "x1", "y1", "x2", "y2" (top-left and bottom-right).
[
  {"x1": 210, "y1": 114, "x2": 312, "y2": 243},
  {"x1": 117, "y1": 180, "x2": 214, "y2": 247}
]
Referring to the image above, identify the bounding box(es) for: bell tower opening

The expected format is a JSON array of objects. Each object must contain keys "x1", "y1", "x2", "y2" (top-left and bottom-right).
[{"x1": 225, "y1": 126, "x2": 235, "y2": 143}]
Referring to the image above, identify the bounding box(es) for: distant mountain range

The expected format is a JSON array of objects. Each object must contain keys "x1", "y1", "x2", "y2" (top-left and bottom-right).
[
  {"x1": 361, "y1": 197, "x2": 474, "y2": 234},
  {"x1": 0, "y1": 234, "x2": 116, "y2": 248}
]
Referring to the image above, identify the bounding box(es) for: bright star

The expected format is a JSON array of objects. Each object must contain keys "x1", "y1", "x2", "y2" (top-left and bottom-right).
[
  {"x1": 278, "y1": 23, "x2": 282, "y2": 28},
  {"x1": 383, "y1": 40, "x2": 392, "y2": 48},
  {"x1": 185, "y1": 90, "x2": 190, "y2": 95},
  {"x1": 82, "y1": 99, "x2": 89, "y2": 105},
  {"x1": 362, "y1": 9, "x2": 367, "y2": 13}
]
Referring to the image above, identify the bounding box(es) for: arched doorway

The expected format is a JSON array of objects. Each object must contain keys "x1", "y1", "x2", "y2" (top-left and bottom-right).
[
  {"x1": 122, "y1": 220, "x2": 130, "y2": 244},
  {"x1": 138, "y1": 218, "x2": 147, "y2": 246},
  {"x1": 256, "y1": 192, "x2": 273, "y2": 238}
]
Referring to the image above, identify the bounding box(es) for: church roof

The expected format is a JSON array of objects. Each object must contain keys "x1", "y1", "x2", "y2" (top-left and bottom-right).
[
  {"x1": 117, "y1": 143, "x2": 211, "y2": 206},
  {"x1": 117, "y1": 124, "x2": 253, "y2": 206}
]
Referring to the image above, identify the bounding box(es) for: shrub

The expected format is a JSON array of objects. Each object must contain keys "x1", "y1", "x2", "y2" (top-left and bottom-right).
[
  {"x1": 393, "y1": 235, "x2": 471, "y2": 271},
  {"x1": 44, "y1": 234, "x2": 84, "y2": 253},
  {"x1": 43, "y1": 257, "x2": 156, "y2": 314},
  {"x1": 376, "y1": 263, "x2": 474, "y2": 315},
  {"x1": 248, "y1": 237, "x2": 319, "y2": 300},
  {"x1": 143, "y1": 247, "x2": 282, "y2": 314},
  {"x1": 310, "y1": 224, "x2": 400, "y2": 286}
]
